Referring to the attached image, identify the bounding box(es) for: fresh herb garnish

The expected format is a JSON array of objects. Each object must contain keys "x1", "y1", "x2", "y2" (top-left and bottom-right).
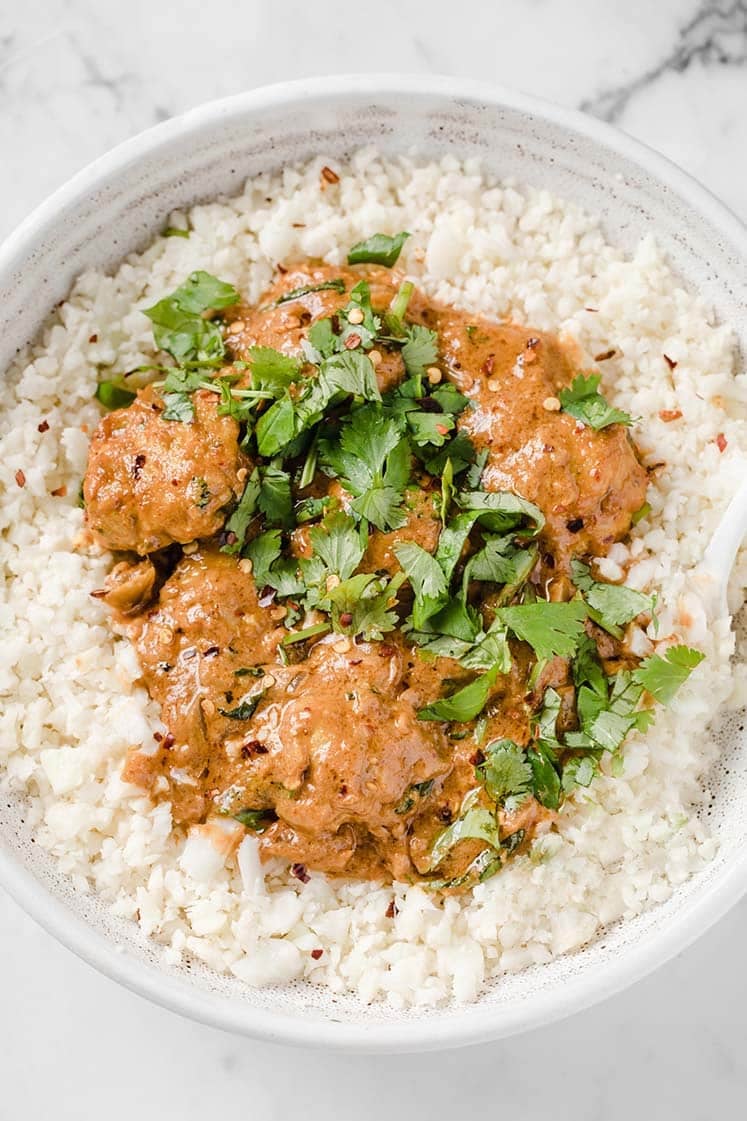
[
  {"x1": 233, "y1": 808, "x2": 276, "y2": 831},
  {"x1": 558, "y1": 373, "x2": 632, "y2": 430},
  {"x1": 571, "y1": 559, "x2": 653, "y2": 633},
  {"x1": 633, "y1": 645, "x2": 704, "y2": 704},
  {"x1": 219, "y1": 692, "x2": 266, "y2": 720},
  {"x1": 94, "y1": 381, "x2": 136, "y2": 410},
  {"x1": 347, "y1": 232, "x2": 410, "y2": 267},
  {"x1": 275, "y1": 279, "x2": 346, "y2": 305},
  {"x1": 144, "y1": 271, "x2": 239, "y2": 363}
]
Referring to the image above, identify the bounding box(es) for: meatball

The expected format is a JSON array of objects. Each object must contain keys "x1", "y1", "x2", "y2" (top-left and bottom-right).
[
  {"x1": 435, "y1": 313, "x2": 648, "y2": 565},
  {"x1": 84, "y1": 386, "x2": 247, "y2": 554}
]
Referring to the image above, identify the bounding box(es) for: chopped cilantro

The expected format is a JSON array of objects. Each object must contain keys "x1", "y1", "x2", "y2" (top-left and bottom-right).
[
  {"x1": 320, "y1": 405, "x2": 411, "y2": 532},
  {"x1": 219, "y1": 692, "x2": 265, "y2": 720},
  {"x1": 248, "y1": 347, "x2": 303, "y2": 394},
  {"x1": 497, "y1": 601, "x2": 587, "y2": 661},
  {"x1": 633, "y1": 645, "x2": 704, "y2": 704},
  {"x1": 222, "y1": 470, "x2": 260, "y2": 554},
  {"x1": 163, "y1": 226, "x2": 190, "y2": 238},
  {"x1": 258, "y1": 462, "x2": 294, "y2": 529},
  {"x1": 144, "y1": 270, "x2": 239, "y2": 363},
  {"x1": 94, "y1": 381, "x2": 136, "y2": 410},
  {"x1": 401, "y1": 325, "x2": 439, "y2": 378},
  {"x1": 418, "y1": 663, "x2": 501, "y2": 723},
  {"x1": 477, "y1": 739, "x2": 533, "y2": 812},
  {"x1": 428, "y1": 789, "x2": 501, "y2": 870},
  {"x1": 275, "y1": 279, "x2": 346, "y2": 305},
  {"x1": 328, "y1": 572, "x2": 404, "y2": 640},
  {"x1": 558, "y1": 373, "x2": 632, "y2": 430},
  {"x1": 162, "y1": 392, "x2": 195, "y2": 423},
  {"x1": 571, "y1": 559, "x2": 653, "y2": 631},
  {"x1": 347, "y1": 231, "x2": 410, "y2": 267},
  {"x1": 233, "y1": 808, "x2": 276, "y2": 831}
]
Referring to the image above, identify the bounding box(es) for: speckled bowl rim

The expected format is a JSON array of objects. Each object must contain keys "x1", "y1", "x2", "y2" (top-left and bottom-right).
[{"x1": 0, "y1": 74, "x2": 745, "y2": 1053}]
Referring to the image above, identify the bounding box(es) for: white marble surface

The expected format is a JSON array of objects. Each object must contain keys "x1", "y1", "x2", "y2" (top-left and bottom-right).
[{"x1": 1, "y1": 0, "x2": 746, "y2": 1115}]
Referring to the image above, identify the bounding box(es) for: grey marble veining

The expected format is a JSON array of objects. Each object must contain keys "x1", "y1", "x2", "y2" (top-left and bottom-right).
[{"x1": 1, "y1": 1, "x2": 746, "y2": 1117}]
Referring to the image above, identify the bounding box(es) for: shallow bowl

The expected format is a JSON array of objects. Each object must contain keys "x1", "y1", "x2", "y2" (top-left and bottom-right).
[{"x1": 1, "y1": 74, "x2": 746, "y2": 1052}]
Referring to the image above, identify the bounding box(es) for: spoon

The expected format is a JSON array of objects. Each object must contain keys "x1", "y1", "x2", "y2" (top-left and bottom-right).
[{"x1": 693, "y1": 478, "x2": 747, "y2": 620}]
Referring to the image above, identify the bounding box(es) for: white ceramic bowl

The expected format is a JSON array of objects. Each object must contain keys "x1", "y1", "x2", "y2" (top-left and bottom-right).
[{"x1": 1, "y1": 75, "x2": 746, "y2": 1052}]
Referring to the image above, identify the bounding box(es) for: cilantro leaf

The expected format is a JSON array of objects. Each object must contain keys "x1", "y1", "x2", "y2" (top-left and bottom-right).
[
  {"x1": 347, "y1": 231, "x2": 410, "y2": 267},
  {"x1": 459, "y1": 622, "x2": 511, "y2": 672},
  {"x1": 418, "y1": 663, "x2": 501, "y2": 723},
  {"x1": 319, "y1": 405, "x2": 411, "y2": 531},
  {"x1": 428, "y1": 789, "x2": 501, "y2": 870},
  {"x1": 561, "y1": 755, "x2": 597, "y2": 793},
  {"x1": 558, "y1": 373, "x2": 632, "y2": 430},
  {"x1": 255, "y1": 393, "x2": 296, "y2": 456},
  {"x1": 528, "y1": 743, "x2": 562, "y2": 809},
  {"x1": 401, "y1": 325, "x2": 439, "y2": 378},
  {"x1": 328, "y1": 572, "x2": 403, "y2": 640},
  {"x1": 162, "y1": 367, "x2": 205, "y2": 394},
  {"x1": 162, "y1": 392, "x2": 195, "y2": 423},
  {"x1": 477, "y1": 739, "x2": 533, "y2": 812},
  {"x1": 394, "y1": 541, "x2": 449, "y2": 629},
  {"x1": 144, "y1": 271, "x2": 239, "y2": 362},
  {"x1": 497, "y1": 601, "x2": 587, "y2": 661},
  {"x1": 633, "y1": 645, "x2": 704, "y2": 705},
  {"x1": 248, "y1": 347, "x2": 303, "y2": 395},
  {"x1": 275, "y1": 278, "x2": 346, "y2": 305},
  {"x1": 456, "y1": 490, "x2": 545, "y2": 536},
  {"x1": 309, "y1": 513, "x2": 365, "y2": 581},
  {"x1": 258, "y1": 462, "x2": 293, "y2": 529},
  {"x1": 571, "y1": 560, "x2": 653, "y2": 630},
  {"x1": 406, "y1": 410, "x2": 455, "y2": 448},
  {"x1": 95, "y1": 381, "x2": 136, "y2": 410},
  {"x1": 219, "y1": 692, "x2": 265, "y2": 720},
  {"x1": 469, "y1": 535, "x2": 537, "y2": 593},
  {"x1": 222, "y1": 469, "x2": 261, "y2": 554},
  {"x1": 233, "y1": 809, "x2": 277, "y2": 832}
]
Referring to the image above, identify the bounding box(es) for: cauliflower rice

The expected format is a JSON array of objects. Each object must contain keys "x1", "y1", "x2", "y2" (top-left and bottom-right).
[{"x1": 1, "y1": 150, "x2": 746, "y2": 1008}]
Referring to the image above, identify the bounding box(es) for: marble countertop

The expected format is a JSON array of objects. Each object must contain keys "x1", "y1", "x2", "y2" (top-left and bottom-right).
[{"x1": 1, "y1": 0, "x2": 746, "y2": 1115}]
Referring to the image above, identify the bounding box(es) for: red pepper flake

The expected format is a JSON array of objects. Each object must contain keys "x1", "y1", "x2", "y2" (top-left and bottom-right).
[
  {"x1": 659, "y1": 409, "x2": 682, "y2": 422},
  {"x1": 258, "y1": 585, "x2": 276, "y2": 608},
  {"x1": 343, "y1": 334, "x2": 361, "y2": 350},
  {"x1": 310, "y1": 948, "x2": 324, "y2": 960},
  {"x1": 320, "y1": 166, "x2": 340, "y2": 186},
  {"x1": 526, "y1": 337, "x2": 540, "y2": 349},
  {"x1": 241, "y1": 740, "x2": 268, "y2": 758},
  {"x1": 481, "y1": 354, "x2": 495, "y2": 376},
  {"x1": 37, "y1": 420, "x2": 50, "y2": 433},
  {"x1": 291, "y1": 863, "x2": 310, "y2": 884},
  {"x1": 435, "y1": 423, "x2": 449, "y2": 436},
  {"x1": 663, "y1": 354, "x2": 677, "y2": 370},
  {"x1": 15, "y1": 469, "x2": 26, "y2": 487},
  {"x1": 584, "y1": 307, "x2": 599, "y2": 313},
  {"x1": 51, "y1": 485, "x2": 67, "y2": 498},
  {"x1": 154, "y1": 732, "x2": 163, "y2": 742},
  {"x1": 88, "y1": 333, "x2": 98, "y2": 343},
  {"x1": 716, "y1": 432, "x2": 727, "y2": 453},
  {"x1": 385, "y1": 900, "x2": 397, "y2": 919},
  {"x1": 131, "y1": 453, "x2": 146, "y2": 479},
  {"x1": 162, "y1": 733, "x2": 175, "y2": 750},
  {"x1": 339, "y1": 611, "x2": 353, "y2": 626},
  {"x1": 203, "y1": 645, "x2": 220, "y2": 657},
  {"x1": 594, "y1": 349, "x2": 616, "y2": 362},
  {"x1": 378, "y1": 644, "x2": 396, "y2": 658},
  {"x1": 437, "y1": 805, "x2": 453, "y2": 824}
]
